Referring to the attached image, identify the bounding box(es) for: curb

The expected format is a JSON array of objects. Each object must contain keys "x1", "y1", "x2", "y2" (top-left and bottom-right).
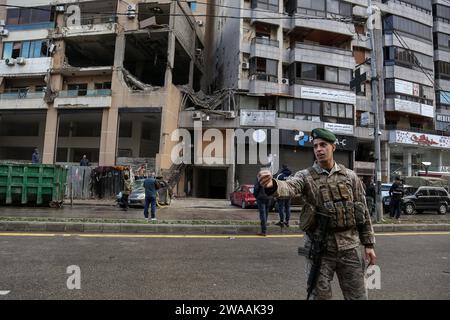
[{"x1": 1, "y1": 221, "x2": 450, "y2": 234}]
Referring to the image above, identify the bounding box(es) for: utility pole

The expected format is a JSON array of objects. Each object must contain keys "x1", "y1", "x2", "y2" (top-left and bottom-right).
[{"x1": 367, "y1": 1, "x2": 384, "y2": 223}]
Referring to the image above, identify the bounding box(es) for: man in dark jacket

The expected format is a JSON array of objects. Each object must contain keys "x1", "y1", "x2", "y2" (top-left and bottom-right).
[
  {"x1": 143, "y1": 175, "x2": 158, "y2": 222},
  {"x1": 275, "y1": 164, "x2": 292, "y2": 227},
  {"x1": 253, "y1": 177, "x2": 273, "y2": 236},
  {"x1": 389, "y1": 176, "x2": 404, "y2": 220}
]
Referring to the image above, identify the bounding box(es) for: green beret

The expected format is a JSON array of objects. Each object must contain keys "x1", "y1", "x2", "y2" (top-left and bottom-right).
[{"x1": 311, "y1": 128, "x2": 336, "y2": 144}]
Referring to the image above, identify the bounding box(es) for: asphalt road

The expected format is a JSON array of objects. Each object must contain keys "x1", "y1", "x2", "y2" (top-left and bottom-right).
[{"x1": 0, "y1": 232, "x2": 449, "y2": 300}]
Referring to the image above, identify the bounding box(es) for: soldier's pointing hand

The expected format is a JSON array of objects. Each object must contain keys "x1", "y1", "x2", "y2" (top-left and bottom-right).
[{"x1": 258, "y1": 170, "x2": 273, "y2": 188}]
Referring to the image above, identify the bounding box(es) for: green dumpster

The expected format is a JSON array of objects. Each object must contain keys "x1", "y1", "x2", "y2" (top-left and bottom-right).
[{"x1": 0, "y1": 164, "x2": 67, "y2": 207}]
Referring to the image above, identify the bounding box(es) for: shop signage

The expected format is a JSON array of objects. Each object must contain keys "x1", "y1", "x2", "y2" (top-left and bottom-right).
[
  {"x1": 280, "y1": 129, "x2": 356, "y2": 151},
  {"x1": 240, "y1": 110, "x2": 276, "y2": 127},
  {"x1": 437, "y1": 114, "x2": 450, "y2": 123},
  {"x1": 300, "y1": 86, "x2": 356, "y2": 105},
  {"x1": 389, "y1": 130, "x2": 450, "y2": 149},
  {"x1": 324, "y1": 122, "x2": 354, "y2": 135}
]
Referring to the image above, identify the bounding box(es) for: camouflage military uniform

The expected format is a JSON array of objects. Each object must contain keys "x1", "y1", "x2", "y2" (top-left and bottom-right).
[{"x1": 272, "y1": 161, "x2": 376, "y2": 300}]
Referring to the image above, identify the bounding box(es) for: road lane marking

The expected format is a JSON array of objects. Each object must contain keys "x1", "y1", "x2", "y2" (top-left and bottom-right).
[
  {"x1": 0, "y1": 291, "x2": 10, "y2": 295},
  {"x1": 1, "y1": 231, "x2": 450, "y2": 239}
]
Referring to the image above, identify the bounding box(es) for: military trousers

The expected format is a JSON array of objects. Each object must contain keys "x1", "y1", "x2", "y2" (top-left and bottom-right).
[{"x1": 305, "y1": 247, "x2": 368, "y2": 300}]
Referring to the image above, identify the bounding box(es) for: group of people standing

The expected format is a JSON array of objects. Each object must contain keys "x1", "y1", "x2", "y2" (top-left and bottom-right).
[{"x1": 253, "y1": 164, "x2": 293, "y2": 236}]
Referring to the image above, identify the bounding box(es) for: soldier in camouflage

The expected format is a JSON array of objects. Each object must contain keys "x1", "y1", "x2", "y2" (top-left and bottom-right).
[{"x1": 258, "y1": 128, "x2": 376, "y2": 300}]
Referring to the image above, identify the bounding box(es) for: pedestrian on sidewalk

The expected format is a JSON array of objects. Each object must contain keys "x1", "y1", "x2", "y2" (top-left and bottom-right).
[
  {"x1": 32, "y1": 148, "x2": 40, "y2": 164},
  {"x1": 143, "y1": 174, "x2": 160, "y2": 222},
  {"x1": 121, "y1": 173, "x2": 132, "y2": 211},
  {"x1": 275, "y1": 164, "x2": 292, "y2": 227},
  {"x1": 253, "y1": 176, "x2": 272, "y2": 236},
  {"x1": 389, "y1": 176, "x2": 404, "y2": 221},
  {"x1": 80, "y1": 155, "x2": 90, "y2": 166}
]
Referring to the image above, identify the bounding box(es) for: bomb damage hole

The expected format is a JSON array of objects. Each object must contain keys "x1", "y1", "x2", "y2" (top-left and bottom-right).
[{"x1": 65, "y1": 35, "x2": 116, "y2": 67}]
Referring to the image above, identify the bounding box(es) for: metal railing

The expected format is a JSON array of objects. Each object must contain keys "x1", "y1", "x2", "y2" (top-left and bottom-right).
[
  {"x1": 79, "y1": 16, "x2": 117, "y2": 25},
  {"x1": 382, "y1": 124, "x2": 450, "y2": 137},
  {"x1": 0, "y1": 91, "x2": 45, "y2": 100},
  {"x1": 58, "y1": 89, "x2": 112, "y2": 98},
  {"x1": 251, "y1": 37, "x2": 279, "y2": 47}
]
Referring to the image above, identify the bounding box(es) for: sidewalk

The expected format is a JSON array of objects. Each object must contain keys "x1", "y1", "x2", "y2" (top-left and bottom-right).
[{"x1": 0, "y1": 198, "x2": 449, "y2": 235}]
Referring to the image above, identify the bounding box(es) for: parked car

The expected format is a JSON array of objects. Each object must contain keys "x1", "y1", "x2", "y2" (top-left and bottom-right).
[
  {"x1": 402, "y1": 186, "x2": 450, "y2": 215},
  {"x1": 116, "y1": 178, "x2": 171, "y2": 208},
  {"x1": 230, "y1": 184, "x2": 257, "y2": 209}
]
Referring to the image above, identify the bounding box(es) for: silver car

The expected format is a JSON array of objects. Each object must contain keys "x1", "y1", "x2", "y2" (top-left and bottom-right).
[{"x1": 117, "y1": 179, "x2": 172, "y2": 207}]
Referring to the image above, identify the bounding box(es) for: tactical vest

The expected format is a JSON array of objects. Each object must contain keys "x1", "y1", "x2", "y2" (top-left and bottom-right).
[{"x1": 307, "y1": 165, "x2": 357, "y2": 231}]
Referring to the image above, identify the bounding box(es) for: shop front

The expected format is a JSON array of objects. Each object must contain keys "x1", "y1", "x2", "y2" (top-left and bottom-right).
[{"x1": 389, "y1": 130, "x2": 450, "y2": 177}]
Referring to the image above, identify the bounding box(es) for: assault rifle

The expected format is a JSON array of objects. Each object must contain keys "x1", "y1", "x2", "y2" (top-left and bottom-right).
[{"x1": 298, "y1": 212, "x2": 331, "y2": 300}]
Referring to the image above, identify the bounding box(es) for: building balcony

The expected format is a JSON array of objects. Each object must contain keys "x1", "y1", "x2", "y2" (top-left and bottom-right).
[
  {"x1": 60, "y1": 16, "x2": 118, "y2": 37},
  {"x1": 249, "y1": 74, "x2": 281, "y2": 95},
  {"x1": 288, "y1": 42, "x2": 354, "y2": 69},
  {"x1": 0, "y1": 57, "x2": 52, "y2": 77},
  {"x1": 433, "y1": 18, "x2": 450, "y2": 34},
  {"x1": 250, "y1": 9, "x2": 283, "y2": 27},
  {"x1": 290, "y1": 83, "x2": 356, "y2": 105},
  {"x1": 290, "y1": 16, "x2": 355, "y2": 37},
  {"x1": 250, "y1": 37, "x2": 280, "y2": 60},
  {"x1": 385, "y1": 98, "x2": 434, "y2": 118},
  {"x1": 54, "y1": 90, "x2": 112, "y2": 109},
  {"x1": 0, "y1": 91, "x2": 46, "y2": 110}
]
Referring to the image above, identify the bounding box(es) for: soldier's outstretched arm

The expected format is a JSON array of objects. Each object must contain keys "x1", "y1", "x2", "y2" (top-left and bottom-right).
[{"x1": 258, "y1": 170, "x2": 306, "y2": 198}]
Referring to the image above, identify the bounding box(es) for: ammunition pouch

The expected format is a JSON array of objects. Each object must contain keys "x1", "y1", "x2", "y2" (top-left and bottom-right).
[{"x1": 299, "y1": 202, "x2": 317, "y2": 232}]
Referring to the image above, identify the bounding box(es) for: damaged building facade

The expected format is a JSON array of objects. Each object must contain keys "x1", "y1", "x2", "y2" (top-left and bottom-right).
[{"x1": 0, "y1": 0, "x2": 206, "y2": 180}]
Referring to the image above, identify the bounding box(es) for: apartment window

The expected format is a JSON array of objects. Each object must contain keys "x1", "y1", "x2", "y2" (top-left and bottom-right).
[
  {"x1": 384, "y1": 15, "x2": 432, "y2": 41},
  {"x1": 323, "y1": 102, "x2": 353, "y2": 119},
  {"x1": 301, "y1": 63, "x2": 317, "y2": 80},
  {"x1": 251, "y1": 0, "x2": 278, "y2": 12},
  {"x1": 6, "y1": 6, "x2": 54, "y2": 25},
  {"x1": 278, "y1": 98, "x2": 321, "y2": 120},
  {"x1": 434, "y1": 32, "x2": 450, "y2": 50},
  {"x1": 2, "y1": 40, "x2": 50, "y2": 59},
  {"x1": 434, "y1": 4, "x2": 450, "y2": 21},
  {"x1": 325, "y1": 66, "x2": 338, "y2": 83},
  {"x1": 250, "y1": 57, "x2": 278, "y2": 76},
  {"x1": 296, "y1": 63, "x2": 351, "y2": 84},
  {"x1": 67, "y1": 84, "x2": 88, "y2": 96},
  {"x1": 384, "y1": 47, "x2": 433, "y2": 71},
  {"x1": 326, "y1": 0, "x2": 352, "y2": 16},
  {"x1": 94, "y1": 82, "x2": 112, "y2": 90}
]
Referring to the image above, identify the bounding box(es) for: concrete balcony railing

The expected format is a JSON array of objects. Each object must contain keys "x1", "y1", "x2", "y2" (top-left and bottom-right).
[
  {"x1": 0, "y1": 91, "x2": 46, "y2": 110},
  {"x1": 250, "y1": 37, "x2": 280, "y2": 60},
  {"x1": 249, "y1": 74, "x2": 281, "y2": 95},
  {"x1": 289, "y1": 42, "x2": 354, "y2": 69},
  {"x1": 290, "y1": 15, "x2": 355, "y2": 37},
  {"x1": 0, "y1": 57, "x2": 52, "y2": 77},
  {"x1": 54, "y1": 89, "x2": 112, "y2": 109},
  {"x1": 61, "y1": 16, "x2": 118, "y2": 37}
]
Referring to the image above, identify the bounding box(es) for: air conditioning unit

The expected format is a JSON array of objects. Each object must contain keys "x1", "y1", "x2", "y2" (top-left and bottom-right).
[
  {"x1": 281, "y1": 78, "x2": 289, "y2": 85},
  {"x1": 16, "y1": 57, "x2": 26, "y2": 65},
  {"x1": 55, "y1": 5, "x2": 65, "y2": 13},
  {"x1": 127, "y1": 5, "x2": 137, "y2": 19},
  {"x1": 195, "y1": 48, "x2": 203, "y2": 55},
  {"x1": 225, "y1": 111, "x2": 236, "y2": 119},
  {"x1": 0, "y1": 29, "x2": 9, "y2": 37},
  {"x1": 5, "y1": 58, "x2": 15, "y2": 66},
  {"x1": 196, "y1": 20, "x2": 203, "y2": 27},
  {"x1": 242, "y1": 62, "x2": 249, "y2": 70},
  {"x1": 0, "y1": 20, "x2": 5, "y2": 27},
  {"x1": 192, "y1": 111, "x2": 202, "y2": 120}
]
